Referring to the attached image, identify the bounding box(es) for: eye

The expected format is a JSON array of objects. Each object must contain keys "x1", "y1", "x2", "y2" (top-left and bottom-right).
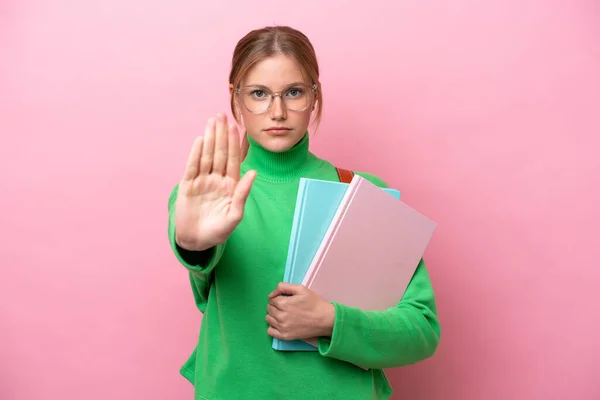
[
  {"x1": 250, "y1": 90, "x2": 267, "y2": 99},
  {"x1": 285, "y1": 88, "x2": 303, "y2": 97}
]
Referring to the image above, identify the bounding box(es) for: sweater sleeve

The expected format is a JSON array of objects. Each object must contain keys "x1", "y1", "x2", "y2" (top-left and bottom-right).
[
  {"x1": 167, "y1": 184, "x2": 225, "y2": 281},
  {"x1": 317, "y1": 258, "x2": 440, "y2": 369}
]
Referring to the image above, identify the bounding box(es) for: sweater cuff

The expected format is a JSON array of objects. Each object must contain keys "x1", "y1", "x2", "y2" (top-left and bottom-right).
[
  {"x1": 168, "y1": 212, "x2": 225, "y2": 278},
  {"x1": 176, "y1": 243, "x2": 220, "y2": 267},
  {"x1": 172, "y1": 240, "x2": 225, "y2": 278},
  {"x1": 318, "y1": 301, "x2": 350, "y2": 360}
]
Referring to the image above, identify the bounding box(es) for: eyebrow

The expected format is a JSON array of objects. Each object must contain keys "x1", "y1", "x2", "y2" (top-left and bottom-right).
[{"x1": 244, "y1": 81, "x2": 307, "y2": 89}]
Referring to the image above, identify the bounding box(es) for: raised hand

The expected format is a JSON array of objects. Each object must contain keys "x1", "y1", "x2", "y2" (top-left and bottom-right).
[{"x1": 174, "y1": 113, "x2": 256, "y2": 251}]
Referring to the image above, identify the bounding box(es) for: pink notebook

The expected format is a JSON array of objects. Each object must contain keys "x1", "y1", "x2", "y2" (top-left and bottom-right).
[{"x1": 301, "y1": 175, "x2": 437, "y2": 347}]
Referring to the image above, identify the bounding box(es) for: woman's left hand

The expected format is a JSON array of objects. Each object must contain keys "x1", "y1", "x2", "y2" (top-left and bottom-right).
[{"x1": 266, "y1": 283, "x2": 335, "y2": 341}]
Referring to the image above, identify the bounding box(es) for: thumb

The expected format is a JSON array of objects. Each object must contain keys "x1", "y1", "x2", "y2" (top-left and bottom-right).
[
  {"x1": 229, "y1": 170, "x2": 256, "y2": 221},
  {"x1": 268, "y1": 282, "x2": 304, "y2": 299}
]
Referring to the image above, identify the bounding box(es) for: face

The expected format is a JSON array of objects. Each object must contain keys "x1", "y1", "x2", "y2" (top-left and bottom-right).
[{"x1": 230, "y1": 54, "x2": 316, "y2": 153}]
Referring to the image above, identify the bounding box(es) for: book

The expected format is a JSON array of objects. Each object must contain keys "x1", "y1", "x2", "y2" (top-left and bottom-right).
[
  {"x1": 272, "y1": 177, "x2": 400, "y2": 351},
  {"x1": 301, "y1": 174, "x2": 437, "y2": 348}
]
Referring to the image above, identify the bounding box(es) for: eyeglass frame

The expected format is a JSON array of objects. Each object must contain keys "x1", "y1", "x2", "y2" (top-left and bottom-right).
[{"x1": 234, "y1": 83, "x2": 318, "y2": 114}]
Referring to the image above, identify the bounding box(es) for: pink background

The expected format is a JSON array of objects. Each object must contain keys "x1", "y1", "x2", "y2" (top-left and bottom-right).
[{"x1": 1, "y1": 0, "x2": 599, "y2": 399}]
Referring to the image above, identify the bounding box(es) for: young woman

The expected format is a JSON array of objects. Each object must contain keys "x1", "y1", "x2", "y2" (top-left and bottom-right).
[{"x1": 168, "y1": 25, "x2": 440, "y2": 400}]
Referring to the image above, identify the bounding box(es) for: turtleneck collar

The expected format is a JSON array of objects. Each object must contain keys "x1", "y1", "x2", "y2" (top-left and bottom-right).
[{"x1": 241, "y1": 132, "x2": 323, "y2": 183}]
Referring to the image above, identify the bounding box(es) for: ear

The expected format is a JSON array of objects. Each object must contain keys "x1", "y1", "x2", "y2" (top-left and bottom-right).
[
  {"x1": 229, "y1": 83, "x2": 242, "y2": 119},
  {"x1": 230, "y1": 83, "x2": 240, "y2": 108}
]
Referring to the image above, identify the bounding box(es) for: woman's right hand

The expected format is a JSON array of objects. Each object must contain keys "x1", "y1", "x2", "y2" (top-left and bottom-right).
[{"x1": 174, "y1": 113, "x2": 256, "y2": 251}]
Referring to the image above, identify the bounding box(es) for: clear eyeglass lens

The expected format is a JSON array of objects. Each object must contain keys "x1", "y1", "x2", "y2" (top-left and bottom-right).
[{"x1": 240, "y1": 85, "x2": 312, "y2": 113}]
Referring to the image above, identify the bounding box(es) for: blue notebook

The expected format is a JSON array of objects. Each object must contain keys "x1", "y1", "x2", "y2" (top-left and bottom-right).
[{"x1": 272, "y1": 177, "x2": 401, "y2": 351}]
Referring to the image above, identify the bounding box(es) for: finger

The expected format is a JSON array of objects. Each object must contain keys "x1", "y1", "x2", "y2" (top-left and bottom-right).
[
  {"x1": 267, "y1": 302, "x2": 283, "y2": 315},
  {"x1": 267, "y1": 326, "x2": 285, "y2": 340},
  {"x1": 268, "y1": 282, "x2": 303, "y2": 299},
  {"x1": 228, "y1": 170, "x2": 256, "y2": 222},
  {"x1": 199, "y1": 117, "x2": 216, "y2": 174},
  {"x1": 183, "y1": 136, "x2": 203, "y2": 180},
  {"x1": 226, "y1": 123, "x2": 241, "y2": 180},
  {"x1": 212, "y1": 113, "x2": 228, "y2": 175},
  {"x1": 268, "y1": 285, "x2": 283, "y2": 299},
  {"x1": 265, "y1": 314, "x2": 280, "y2": 329}
]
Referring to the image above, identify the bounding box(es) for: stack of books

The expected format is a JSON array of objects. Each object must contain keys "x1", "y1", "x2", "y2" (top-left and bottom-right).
[{"x1": 272, "y1": 174, "x2": 437, "y2": 351}]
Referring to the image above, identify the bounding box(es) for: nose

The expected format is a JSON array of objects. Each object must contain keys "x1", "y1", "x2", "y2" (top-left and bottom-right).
[{"x1": 270, "y1": 95, "x2": 286, "y2": 120}]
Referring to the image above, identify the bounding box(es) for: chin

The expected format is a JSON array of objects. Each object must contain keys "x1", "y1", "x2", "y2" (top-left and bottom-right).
[{"x1": 257, "y1": 131, "x2": 304, "y2": 153}]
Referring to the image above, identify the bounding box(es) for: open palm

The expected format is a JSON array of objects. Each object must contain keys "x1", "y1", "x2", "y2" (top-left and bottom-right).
[{"x1": 175, "y1": 113, "x2": 256, "y2": 251}]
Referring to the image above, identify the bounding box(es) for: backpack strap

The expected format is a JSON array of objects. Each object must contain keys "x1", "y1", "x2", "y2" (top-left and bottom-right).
[{"x1": 335, "y1": 167, "x2": 355, "y2": 183}]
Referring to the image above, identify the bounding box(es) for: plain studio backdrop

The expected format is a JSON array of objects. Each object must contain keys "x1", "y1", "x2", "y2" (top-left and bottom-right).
[{"x1": 1, "y1": 1, "x2": 599, "y2": 399}]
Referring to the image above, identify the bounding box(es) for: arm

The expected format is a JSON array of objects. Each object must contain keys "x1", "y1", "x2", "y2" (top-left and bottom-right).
[{"x1": 317, "y1": 258, "x2": 440, "y2": 369}]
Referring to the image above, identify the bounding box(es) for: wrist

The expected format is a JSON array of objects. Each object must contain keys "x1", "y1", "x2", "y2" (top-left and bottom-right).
[
  {"x1": 317, "y1": 302, "x2": 336, "y2": 337},
  {"x1": 175, "y1": 234, "x2": 213, "y2": 252}
]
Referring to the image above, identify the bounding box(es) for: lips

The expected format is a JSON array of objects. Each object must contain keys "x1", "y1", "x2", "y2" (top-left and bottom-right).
[{"x1": 264, "y1": 127, "x2": 291, "y2": 135}]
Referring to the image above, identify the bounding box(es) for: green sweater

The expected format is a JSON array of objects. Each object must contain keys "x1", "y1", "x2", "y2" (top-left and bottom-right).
[{"x1": 167, "y1": 133, "x2": 440, "y2": 400}]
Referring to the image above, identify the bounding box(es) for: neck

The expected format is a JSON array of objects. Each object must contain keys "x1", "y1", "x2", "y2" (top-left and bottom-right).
[{"x1": 241, "y1": 133, "x2": 322, "y2": 182}]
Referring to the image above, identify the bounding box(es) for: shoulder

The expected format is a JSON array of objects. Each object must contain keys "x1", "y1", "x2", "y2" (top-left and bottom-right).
[{"x1": 353, "y1": 171, "x2": 389, "y2": 188}]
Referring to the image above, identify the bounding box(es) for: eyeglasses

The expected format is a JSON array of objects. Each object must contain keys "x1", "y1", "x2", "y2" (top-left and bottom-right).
[{"x1": 235, "y1": 83, "x2": 317, "y2": 114}]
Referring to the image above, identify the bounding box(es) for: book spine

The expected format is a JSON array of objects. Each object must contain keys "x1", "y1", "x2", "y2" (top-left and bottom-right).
[{"x1": 283, "y1": 179, "x2": 308, "y2": 283}]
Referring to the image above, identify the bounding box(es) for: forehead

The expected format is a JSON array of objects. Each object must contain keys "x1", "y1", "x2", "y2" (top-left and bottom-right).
[{"x1": 243, "y1": 54, "x2": 308, "y2": 89}]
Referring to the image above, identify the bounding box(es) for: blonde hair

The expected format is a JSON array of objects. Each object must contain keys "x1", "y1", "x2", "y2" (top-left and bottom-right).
[{"x1": 228, "y1": 26, "x2": 323, "y2": 159}]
